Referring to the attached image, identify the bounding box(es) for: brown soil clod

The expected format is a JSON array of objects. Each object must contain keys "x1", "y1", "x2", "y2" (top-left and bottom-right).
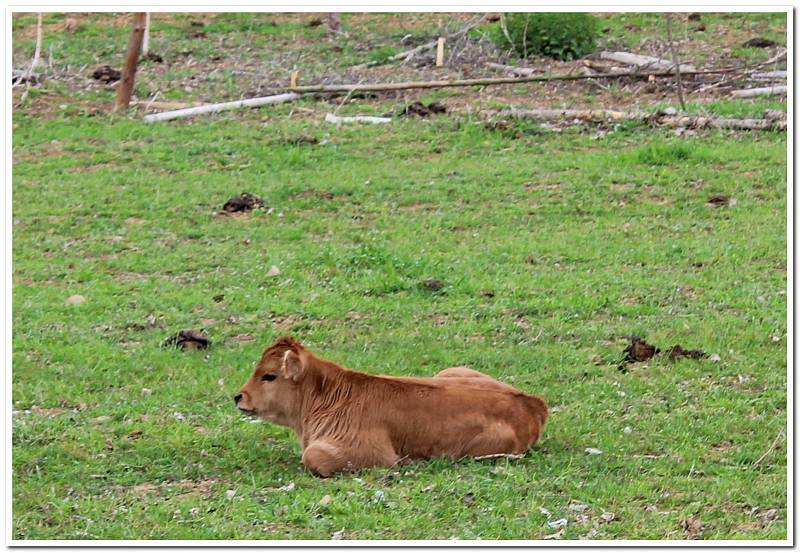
[
  {"x1": 623, "y1": 336, "x2": 660, "y2": 363},
  {"x1": 621, "y1": 336, "x2": 709, "y2": 369},
  {"x1": 665, "y1": 345, "x2": 708, "y2": 361},
  {"x1": 163, "y1": 330, "x2": 211, "y2": 350},
  {"x1": 143, "y1": 52, "x2": 164, "y2": 63},
  {"x1": 12, "y1": 70, "x2": 39, "y2": 86},
  {"x1": 422, "y1": 278, "x2": 444, "y2": 291},
  {"x1": 222, "y1": 192, "x2": 265, "y2": 213},
  {"x1": 91, "y1": 65, "x2": 122, "y2": 84},
  {"x1": 742, "y1": 37, "x2": 779, "y2": 48},
  {"x1": 707, "y1": 195, "x2": 737, "y2": 207},
  {"x1": 479, "y1": 289, "x2": 495, "y2": 298},
  {"x1": 390, "y1": 101, "x2": 447, "y2": 118}
]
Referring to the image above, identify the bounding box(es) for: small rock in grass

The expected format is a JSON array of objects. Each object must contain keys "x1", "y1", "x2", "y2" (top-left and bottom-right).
[
  {"x1": 225, "y1": 489, "x2": 236, "y2": 500},
  {"x1": 543, "y1": 528, "x2": 565, "y2": 540},
  {"x1": 623, "y1": 426, "x2": 633, "y2": 434},
  {"x1": 141, "y1": 388, "x2": 153, "y2": 396},
  {"x1": 66, "y1": 294, "x2": 86, "y2": 306},
  {"x1": 373, "y1": 490, "x2": 385, "y2": 503},
  {"x1": 585, "y1": 447, "x2": 602, "y2": 455},
  {"x1": 319, "y1": 494, "x2": 332, "y2": 507},
  {"x1": 279, "y1": 482, "x2": 296, "y2": 492},
  {"x1": 600, "y1": 511, "x2": 617, "y2": 523},
  {"x1": 266, "y1": 265, "x2": 281, "y2": 278},
  {"x1": 462, "y1": 492, "x2": 475, "y2": 506},
  {"x1": 758, "y1": 508, "x2": 779, "y2": 523},
  {"x1": 547, "y1": 518, "x2": 568, "y2": 529},
  {"x1": 568, "y1": 502, "x2": 588, "y2": 512},
  {"x1": 331, "y1": 528, "x2": 346, "y2": 540},
  {"x1": 709, "y1": 353, "x2": 721, "y2": 362}
]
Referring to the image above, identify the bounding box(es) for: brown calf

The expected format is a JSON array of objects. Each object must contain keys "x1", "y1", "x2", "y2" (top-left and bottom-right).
[{"x1": 235, "y1": 336, "x2": 548, "y2": 476}]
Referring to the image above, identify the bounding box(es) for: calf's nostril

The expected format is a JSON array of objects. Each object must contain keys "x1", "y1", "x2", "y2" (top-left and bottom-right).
[{"x1": 234, "y1": 393, "x2": 243, "y2": 405}]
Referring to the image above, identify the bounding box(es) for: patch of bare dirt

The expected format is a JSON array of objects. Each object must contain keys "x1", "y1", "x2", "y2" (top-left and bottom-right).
[{"x1": 128, "y1": 479, "x2": 218, "y2": 498}]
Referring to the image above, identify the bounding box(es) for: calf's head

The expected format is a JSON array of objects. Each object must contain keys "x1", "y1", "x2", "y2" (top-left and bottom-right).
[{"x1": 235, "y1": 336, "x2": 307, "y2": 428}]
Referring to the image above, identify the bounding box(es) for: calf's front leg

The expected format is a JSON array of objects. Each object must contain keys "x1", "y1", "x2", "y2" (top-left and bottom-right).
[
  {"x1": 302, "y1": 438, "x2": 401, "y2": 477},
  {"x1": 302, "y1": 441, "x2": 350, "y2": 477}
]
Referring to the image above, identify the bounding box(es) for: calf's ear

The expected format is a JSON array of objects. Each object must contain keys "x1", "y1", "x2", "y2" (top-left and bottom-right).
[{"x1": 282, "y1": 350, "x2": 305, "y2": 381}]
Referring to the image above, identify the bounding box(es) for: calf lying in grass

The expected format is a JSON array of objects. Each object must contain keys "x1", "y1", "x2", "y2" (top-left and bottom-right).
[{"x1": 235, "y1": 336, "x2": 548, "y2": 476}]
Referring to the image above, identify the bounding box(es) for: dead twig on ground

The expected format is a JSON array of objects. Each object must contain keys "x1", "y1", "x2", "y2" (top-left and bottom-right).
[
  {"x1": 288, "y1": 66, "x2": 748, "y2": 94},
  {"x1": 665, "y1": 14, "x2": 686, "y2": 110},
  {"x1": 753, "y1": 430, "x2": 785, "y2": 467}
]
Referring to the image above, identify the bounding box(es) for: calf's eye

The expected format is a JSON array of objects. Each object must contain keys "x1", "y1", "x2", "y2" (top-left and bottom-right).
[{"x1": 261, "y1": 374, "x2": 277, "y2": 382}]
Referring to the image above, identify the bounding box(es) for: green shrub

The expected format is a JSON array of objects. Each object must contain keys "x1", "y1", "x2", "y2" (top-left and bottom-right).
[
  {"x1": 497, "y1": 12, "x2": 599, "y2": 61},
  {"x1": 367, "y1": 45, "x2": 399, "y2": 65}
]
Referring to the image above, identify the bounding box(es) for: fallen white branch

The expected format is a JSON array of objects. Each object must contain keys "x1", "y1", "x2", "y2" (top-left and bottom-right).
[
  {"x1": 324, "y1": 112, "x2": 391, "y2": 124},
  {"x1": 143, "y1": 92, "x2": 304, "y2": 122},
  {"x1": 731, "y1": 85, "x2": 787, "y2": 98},
  {"x1": 505, "y1": 108, "x2": 786, "y2": 131},
  {"x1": 750, "y1": 70, "x2": 786, "y2": 80},
  {"x1": 600, "y1": 50, "x2": 696, "y2": 73}
]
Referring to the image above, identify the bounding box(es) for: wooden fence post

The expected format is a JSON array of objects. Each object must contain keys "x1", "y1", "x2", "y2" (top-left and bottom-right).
[{"x1": 115, "y1": 12, "x2": 147, "y2": 112}]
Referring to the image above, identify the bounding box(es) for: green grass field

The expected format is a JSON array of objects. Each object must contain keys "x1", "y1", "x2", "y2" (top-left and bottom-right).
[{"x1": 12, "y1": 12, "x2": 787, "y2": 541}]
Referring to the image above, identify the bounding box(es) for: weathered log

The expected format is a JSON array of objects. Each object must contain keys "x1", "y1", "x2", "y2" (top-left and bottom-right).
[
  {"x1": 506, "y1": 108, "x2": 786, "y2": 131},
  {"x1": 731, "y1": 85, "x2": 787, "y2": 98},
  {"x1": 600, "y1": 50, "x2": 696, "y2": 73},
  {"x1": 750, "y1": 70, "x2": 787, "y2": 80},
  {"x1": 485, "y1": 62, "x2": 537, "y2": 76},
  {"x1": 143, "y1": 92, "x2": 303, "y2": 122}
]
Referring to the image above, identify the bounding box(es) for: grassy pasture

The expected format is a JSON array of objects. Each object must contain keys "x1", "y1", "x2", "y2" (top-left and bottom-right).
[{"x1": 11, "y1": 11, "x2": 787, "y2": 541}]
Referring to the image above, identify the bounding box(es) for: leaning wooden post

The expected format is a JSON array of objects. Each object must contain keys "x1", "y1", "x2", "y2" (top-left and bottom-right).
[
  {"x1": 115, "y1": 12, "x2": 147, "y2": 112},
  {"x1": 436, "y1": 37, "x2": 445, "y2": 67}
]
